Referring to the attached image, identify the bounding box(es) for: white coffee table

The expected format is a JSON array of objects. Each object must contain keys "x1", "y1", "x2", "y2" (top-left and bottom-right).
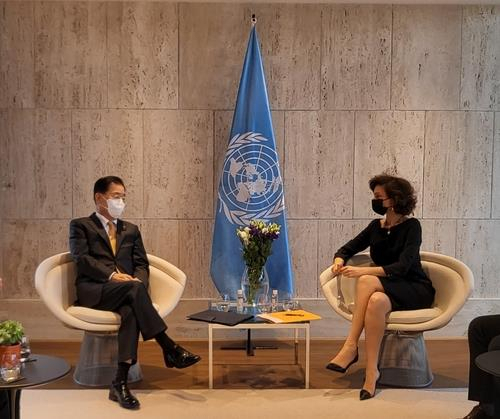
[{"x1": 208, "y1": 321, "x2": 310, "y2": 389}]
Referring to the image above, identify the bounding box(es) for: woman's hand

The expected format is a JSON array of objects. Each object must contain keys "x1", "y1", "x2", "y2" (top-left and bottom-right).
[
  {"x1": 331, "y1": 257, "x2": 344, "y2": 275},
  {"x1": 340, "y1": 266, "x2": 368, "y2": 278}
]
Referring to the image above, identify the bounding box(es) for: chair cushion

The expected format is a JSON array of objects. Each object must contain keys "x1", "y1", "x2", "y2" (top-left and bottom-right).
[
  {"x1": 67, "y1": 303, "x2": 160, "y2": 325},
  {"x1": 387, "y1": 307, "x2": 442, "y2": 324},
  {"x1": 344, "y1": 303, "x2": 442, "y2": 324}
]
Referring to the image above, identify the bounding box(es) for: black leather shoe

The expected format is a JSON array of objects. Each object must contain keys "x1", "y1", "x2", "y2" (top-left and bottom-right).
[
  {"x1": 326, "y1": 350, "x2": 359, "y2": 373},
  {"x1": 109, "y1": 380, "x2": 140, "y2": 410},
  {"x1": 463, "y1": 405, "x2": 493, "y2": 419},
  {"x1": 164, "y1": 344, "x2": 201, "y2": 369}
]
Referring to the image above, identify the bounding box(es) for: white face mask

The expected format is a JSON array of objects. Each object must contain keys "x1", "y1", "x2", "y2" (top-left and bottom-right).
[{"x1": 106, "y1": 198, "x2": 125, "y2": 219}]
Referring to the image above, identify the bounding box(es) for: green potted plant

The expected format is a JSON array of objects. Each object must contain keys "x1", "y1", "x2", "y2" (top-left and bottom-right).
[{"x1": 0, "y1": 320, "x2": 24, "y2": 363}]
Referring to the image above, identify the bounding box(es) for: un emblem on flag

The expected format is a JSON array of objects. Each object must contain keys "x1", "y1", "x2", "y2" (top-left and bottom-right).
[{"x1": 219, "y1": 132, "x2": 284, "y2": 226}]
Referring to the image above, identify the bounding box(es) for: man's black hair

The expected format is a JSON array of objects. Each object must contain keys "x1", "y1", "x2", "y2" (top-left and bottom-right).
[{"x1": 93, "y1": 176, "x2": 125, "y2": 201}]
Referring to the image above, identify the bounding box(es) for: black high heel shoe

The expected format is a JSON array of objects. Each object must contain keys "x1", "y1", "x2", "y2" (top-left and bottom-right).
[
  {"x1": 359, "y1": 372, "x2": 380, "y2": 400},
  {"x1": 359, "y1": 388, "x2": 374, "y2": 400},
  {"x1": 325, "y1": 349, "x2": 359, "y2": 373}
]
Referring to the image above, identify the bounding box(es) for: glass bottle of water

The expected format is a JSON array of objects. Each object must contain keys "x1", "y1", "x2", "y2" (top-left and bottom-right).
[
  {"x1": 237, "y1": 289, "x2": 244, "y2": 313},
  {"x1": 20, "y1": 335, "x2": 31, "y2": 362},
  {"x1": 271, "y1": 289, "x2": 278, "y2": 311}
]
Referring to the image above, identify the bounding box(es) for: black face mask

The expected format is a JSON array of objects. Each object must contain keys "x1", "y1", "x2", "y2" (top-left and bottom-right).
[{"x1": 372, "y1": 199, "x2": 388, "y2": 215}]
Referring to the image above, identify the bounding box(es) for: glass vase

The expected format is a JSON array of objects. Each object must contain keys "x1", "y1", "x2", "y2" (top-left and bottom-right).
[
  {"x1": 0, "y1": 350, "x2": 21, "y2": 382},
  {"x1": 241, "y1": 266, "x2": 270, "y2": 306}
]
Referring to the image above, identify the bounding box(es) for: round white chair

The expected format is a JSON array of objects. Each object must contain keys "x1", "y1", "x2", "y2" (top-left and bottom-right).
[
  {"x1": 320, "y1": 251, "x2": 473, "y2": 387},
  {"x1": 35, "y1": 252, "x2": 186, "y2": 387}
]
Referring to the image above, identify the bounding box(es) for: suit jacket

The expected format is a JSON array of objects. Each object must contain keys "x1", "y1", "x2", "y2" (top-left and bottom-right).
[{"x1": 69, "y1": 213, "x2": 149, "y2": 307}]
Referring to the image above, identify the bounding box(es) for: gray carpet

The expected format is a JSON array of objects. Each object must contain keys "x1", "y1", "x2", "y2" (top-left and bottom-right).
[{"x1": 22, "y1": 388, "x2": 474, "y2": 418}]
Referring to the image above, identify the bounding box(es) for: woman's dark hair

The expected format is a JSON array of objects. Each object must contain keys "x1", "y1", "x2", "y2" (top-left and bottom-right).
[
  {"x1": 369, "y1": 174, "x2": 417, "y2": 216},
  {"x1": 93, "y1": 176, "x2": 125, "y2": 201}
]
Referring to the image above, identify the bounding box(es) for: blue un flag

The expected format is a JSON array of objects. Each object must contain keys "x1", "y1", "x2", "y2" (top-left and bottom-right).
[{"x1": 210, "y1": 25, "x2": 294, "y2": 299}]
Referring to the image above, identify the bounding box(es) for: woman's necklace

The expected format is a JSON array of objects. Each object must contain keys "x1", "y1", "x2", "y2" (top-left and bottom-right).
[{"x1": 385, "y1": 215, "x2": 405, "y2": 235}]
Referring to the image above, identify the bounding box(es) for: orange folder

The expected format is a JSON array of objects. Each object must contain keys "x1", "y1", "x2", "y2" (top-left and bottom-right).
[{"x1": 258, "y1": 309, "x2": 322, "y2": 323}]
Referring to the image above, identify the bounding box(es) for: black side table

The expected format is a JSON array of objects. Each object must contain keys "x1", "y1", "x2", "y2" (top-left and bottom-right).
[
  {"x1": 475, "y1": 350, "x2": 500, "y2": 419},
  {"x1": 0, "y1": 354, "x2": 70, "y2": 419}
]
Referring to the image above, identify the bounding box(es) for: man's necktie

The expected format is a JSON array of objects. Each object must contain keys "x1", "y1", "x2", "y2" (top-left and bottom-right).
[{"x1": 108, "y1": 221, "x2": 117, "y2": 255}]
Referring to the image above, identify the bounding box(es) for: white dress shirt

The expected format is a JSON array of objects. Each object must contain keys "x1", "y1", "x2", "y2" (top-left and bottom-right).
[{"x1": 95, "y1": 211, "x2": 117, "y2": 234}]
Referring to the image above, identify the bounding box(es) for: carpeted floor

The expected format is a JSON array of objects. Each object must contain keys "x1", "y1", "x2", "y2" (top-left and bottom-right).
[{"x1": 22, "y1": 388, "x2": 475, "y2": 419}]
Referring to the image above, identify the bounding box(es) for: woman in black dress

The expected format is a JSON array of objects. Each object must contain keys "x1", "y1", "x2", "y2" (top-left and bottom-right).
[{"x1": 326, "y1": 174, "x2": 435, "y2": 400}]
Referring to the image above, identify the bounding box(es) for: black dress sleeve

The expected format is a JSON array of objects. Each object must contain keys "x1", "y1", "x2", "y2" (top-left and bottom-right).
[
  {"x1": 334, "y1": 220, "x2": 376, "y2": 262},
  {"x1": 382, "y1": 218, "x2": 422, "y2": 277}
]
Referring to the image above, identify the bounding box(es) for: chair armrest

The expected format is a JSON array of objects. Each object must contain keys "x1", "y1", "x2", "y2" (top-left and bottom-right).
[
  {"x1": 489, "y1": 335, "x2": 500, "y2": 352},
  {"x1": 147, "y1": 254, "x2": 186, "y2": 318}
]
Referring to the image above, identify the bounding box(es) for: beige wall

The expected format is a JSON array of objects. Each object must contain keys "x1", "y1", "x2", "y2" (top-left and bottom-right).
[{"x1": 1, "y1": 2, "x2": 499, "y2": 339}]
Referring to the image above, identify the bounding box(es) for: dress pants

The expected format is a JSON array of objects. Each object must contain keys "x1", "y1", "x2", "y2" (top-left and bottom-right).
[
  {"x1": 468, "y1": 315, "x2": 500, "y2": 405},
  {"x1": 91, "y1": 281, "x2": 167, "y2": 363}
]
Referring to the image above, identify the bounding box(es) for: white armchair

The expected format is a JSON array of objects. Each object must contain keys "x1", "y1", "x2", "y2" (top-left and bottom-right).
[
  {"x1": 320, "y1": 251, "x2": 473, "y2": 387},
  {"x1": 35, "y1": 252, "x2": 186, "y2": 386}
]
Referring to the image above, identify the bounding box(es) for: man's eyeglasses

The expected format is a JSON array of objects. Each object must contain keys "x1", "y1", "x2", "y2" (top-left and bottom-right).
[{"x1": 106, "y1": 194, "x2": 126, "y2": 201}]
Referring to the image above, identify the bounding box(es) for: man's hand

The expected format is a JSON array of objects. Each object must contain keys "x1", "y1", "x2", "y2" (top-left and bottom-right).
[
  {"x1": 339, "y1": 266, "x2": 368, "y2": 278},
  {"x1": 111, "y1": 273, "x2": 135, "y2": 282}
]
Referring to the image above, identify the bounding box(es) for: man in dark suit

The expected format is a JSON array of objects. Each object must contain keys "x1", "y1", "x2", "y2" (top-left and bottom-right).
[
  {"x1": 462, "y1": 315, "x2": 500, "y2": 419},
  {"x1": 69, "y1": 176, "x2": 200, "y2": 410}
]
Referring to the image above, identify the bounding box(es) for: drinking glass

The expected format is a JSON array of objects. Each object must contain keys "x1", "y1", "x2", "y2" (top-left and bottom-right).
[
  {"x1": 215, "y1": 294, "x2": 231, "y2": 312},
  {"x1": 1, "y1": 352, "x2": 21, "y2": 383},
  {"x1": 257, "y1": 294, "x2": 270, "y2": 313},
  {"x1": 281, "y1": 292, "x2": 298, "y2": 311}
]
